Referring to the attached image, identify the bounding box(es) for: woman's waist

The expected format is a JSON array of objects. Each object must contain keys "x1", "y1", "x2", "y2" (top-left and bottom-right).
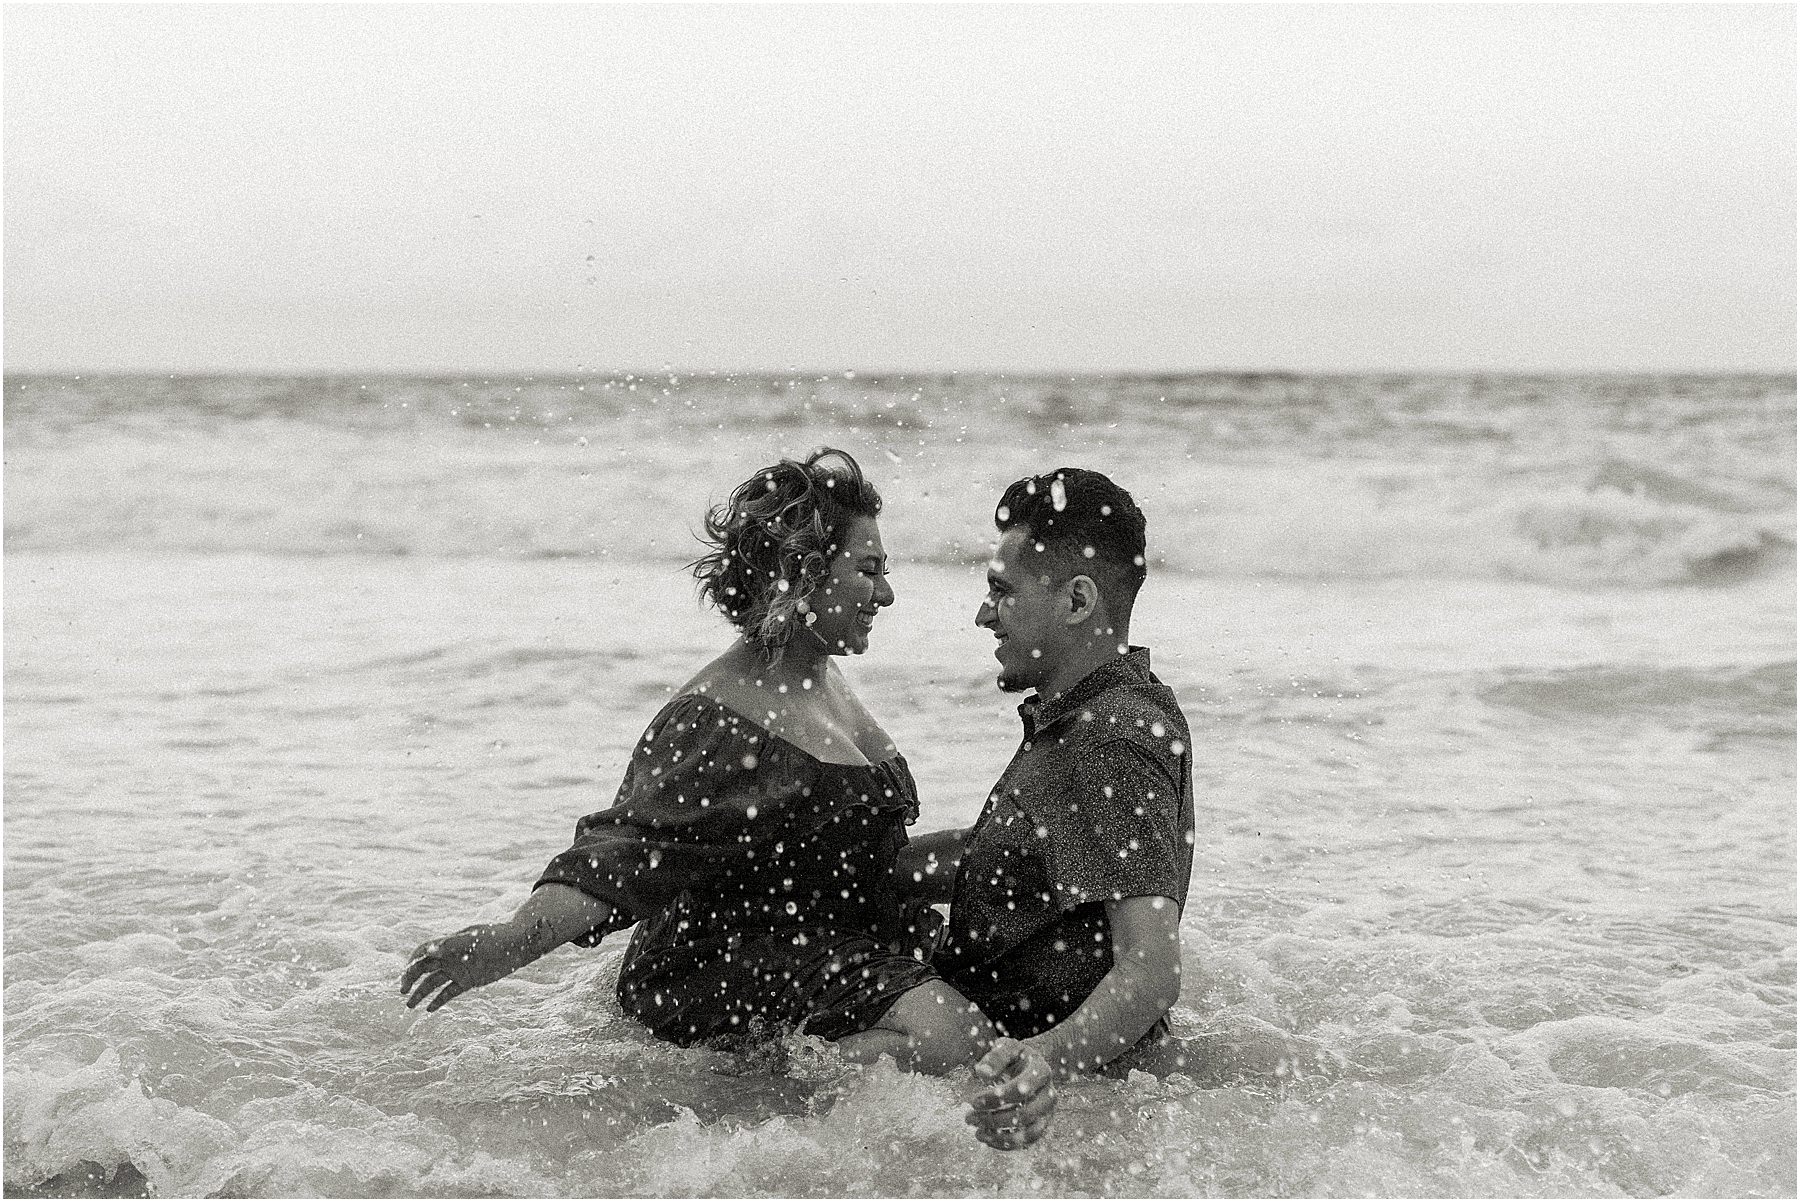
[{"x1": 636, "y1": 890, "x2": 907, "y2": 940}]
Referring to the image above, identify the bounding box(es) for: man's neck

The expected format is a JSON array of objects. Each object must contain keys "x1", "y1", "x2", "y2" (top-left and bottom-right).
[{"x1": 1037, "y1": 630, "x2": 1131, "y2": 702}]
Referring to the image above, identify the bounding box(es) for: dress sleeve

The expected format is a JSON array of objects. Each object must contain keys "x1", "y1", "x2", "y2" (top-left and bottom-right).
[
  {"x1": 1031, "y1": 736, "x2": 1187, "y2": 912},
  {"x1": 534, "y1": 695, "x2": 809, "y2": 945}
]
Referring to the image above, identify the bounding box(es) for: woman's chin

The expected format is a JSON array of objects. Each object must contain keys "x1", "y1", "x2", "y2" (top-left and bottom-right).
[
  {"x1": 809, "y1": 619, "x2": 873, "y2": 656},
  {"x1": 810, "y1": 634, "x2": 855, "y2": 656}
]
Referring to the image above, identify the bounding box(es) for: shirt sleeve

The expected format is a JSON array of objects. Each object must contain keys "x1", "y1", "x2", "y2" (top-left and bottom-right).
[
  {"x1": 534, "y1": 695, "x2": 808, "y2": 945},
  {"x1": 1030, "y1": 736, "x2": 1187, "y2": 912}
]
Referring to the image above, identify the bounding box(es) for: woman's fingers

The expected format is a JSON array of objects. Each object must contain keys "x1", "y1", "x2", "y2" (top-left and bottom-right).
[
  {"x1": 971, "y1": 1111, "x2": 1052, "y2": 1150},
  {"x1": 971, "y1": 1037, "x2": 1025, "y2": 1085},
  {"x1": 399, "y1": 941, "x2": 443, "y2": 994},
  {"x1": 970, "y1": 1040, "x2": 1054, "y2": 1112},
  {"x1": 977, "y1": 1123, "x2": 1047, "y2": 1151},
  {"x1": 425, "y1": 980, "x2": 465, "y2": 1012},
  {"x1": 1004, "y1": 1082, "x2": 1057, "y2": 1125},
  {"x1": 965, "y1": 1081, "x2": 1055, "y2": 1126},
  {"x1": 965, "y1": 1082, "x2": 1055, "y2": 1130},
  {"x1": 403, "y1": 968, "x2": 469, "y2": 1012},
  {"x1": 967, "y1": 1038, "x2": 1056, "y2": 1149},
  {"x1": 400, "y1": 927, "x2": 503, "y2": 1012},
  {"x1": 404, "y1": 970, "x2": 447, "y2": 1009}
]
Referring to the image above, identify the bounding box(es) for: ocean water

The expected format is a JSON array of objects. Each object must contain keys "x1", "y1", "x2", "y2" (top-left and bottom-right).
[{"x1": 4, "y1": 371, "x2": 1794, "y2": 1197}]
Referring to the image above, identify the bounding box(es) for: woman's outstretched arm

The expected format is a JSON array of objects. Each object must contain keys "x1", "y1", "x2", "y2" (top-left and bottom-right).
[{"x1": 400, "y1": 884, "x2": 615, "y2": 1012}]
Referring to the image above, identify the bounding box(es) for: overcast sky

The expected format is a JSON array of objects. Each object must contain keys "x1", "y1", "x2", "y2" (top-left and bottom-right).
[{"x1": 5, "y1": 3, "x2": 1793, "y2": 374}]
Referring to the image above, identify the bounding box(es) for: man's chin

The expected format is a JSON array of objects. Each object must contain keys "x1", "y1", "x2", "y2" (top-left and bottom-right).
[{"x1": 995, "y1": 671, "x2": 1030, "y2": 694}]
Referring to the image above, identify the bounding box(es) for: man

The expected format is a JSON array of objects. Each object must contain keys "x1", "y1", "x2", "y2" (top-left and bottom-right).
[{"x1": 901, "y1": 467, "x2": 1195, "y2": 1146}]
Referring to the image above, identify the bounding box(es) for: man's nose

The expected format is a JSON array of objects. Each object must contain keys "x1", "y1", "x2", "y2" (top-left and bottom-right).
[
  {"x1": 874, "y1": 575, "x2": 895, "y2": 608},
  {"x1": 975, "y1": 599, "x2": 995, "y2": 629}
]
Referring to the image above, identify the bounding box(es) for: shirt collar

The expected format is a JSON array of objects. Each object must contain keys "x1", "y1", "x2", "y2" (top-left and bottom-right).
[{"x1": 1017, "y1": 645, "x2": 1154, "y2": 735}]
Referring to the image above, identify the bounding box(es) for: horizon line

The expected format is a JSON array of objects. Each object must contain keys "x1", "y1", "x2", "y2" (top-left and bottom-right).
[{"x1": 6, "y1": 365, "x2": 1796, "y2": 381}]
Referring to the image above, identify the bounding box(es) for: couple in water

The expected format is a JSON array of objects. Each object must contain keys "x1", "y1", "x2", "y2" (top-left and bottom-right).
[{"x1": 401, "y1": 449, "x2": 1194, "y2": 1150}]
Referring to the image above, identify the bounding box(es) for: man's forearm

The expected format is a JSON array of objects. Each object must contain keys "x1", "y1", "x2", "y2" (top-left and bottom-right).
[
  {"x1": 893, "y1": 827, "x2": 968, "y2": 903},
  {"x1": 1024, "y1": 958, "x2": 1178, "y2": 1076}
]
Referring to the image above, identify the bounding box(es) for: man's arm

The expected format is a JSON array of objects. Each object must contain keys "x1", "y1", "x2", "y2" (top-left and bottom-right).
[
  {"x1": 892, "y1": 827, "x2": 969, "y2": 904},
  {"x1": 1024, "y1": 894, "x2": 1182, "y2": 1075}
]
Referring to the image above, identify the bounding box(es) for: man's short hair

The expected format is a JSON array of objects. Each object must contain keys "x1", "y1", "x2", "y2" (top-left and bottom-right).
[{"x1": 995, "y1": 468, "x2": 1147, "y2": 616}]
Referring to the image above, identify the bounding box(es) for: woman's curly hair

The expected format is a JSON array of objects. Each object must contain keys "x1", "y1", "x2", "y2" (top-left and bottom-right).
[{"x1": 689, "y1": 448, "x2": 883, "y2": 660}]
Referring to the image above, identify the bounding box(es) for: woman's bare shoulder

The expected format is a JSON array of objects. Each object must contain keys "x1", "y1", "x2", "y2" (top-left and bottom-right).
[{"x1": 679, "y1": 645, "x2": 765, "y2": 713}]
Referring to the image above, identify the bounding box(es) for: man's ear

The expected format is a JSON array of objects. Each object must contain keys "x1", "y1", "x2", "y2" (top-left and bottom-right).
[{"x1": 1065, "y1": 575, "x2": 1099, "y2": 625}]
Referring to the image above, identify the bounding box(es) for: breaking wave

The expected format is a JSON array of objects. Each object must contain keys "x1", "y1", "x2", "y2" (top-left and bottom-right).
[{"x1": 5, "y1": 372, "x2": 1792, "y2": 590}]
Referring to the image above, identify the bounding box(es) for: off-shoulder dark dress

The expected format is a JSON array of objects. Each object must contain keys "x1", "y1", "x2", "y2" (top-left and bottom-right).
[{"x1": 536, "y1": 693, "x2": 941, "y2": 1046}]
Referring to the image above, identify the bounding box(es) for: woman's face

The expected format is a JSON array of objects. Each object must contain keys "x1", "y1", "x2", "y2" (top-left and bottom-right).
[{"x1": 801, "y1": 515, "x2": 895, "y2": 655}]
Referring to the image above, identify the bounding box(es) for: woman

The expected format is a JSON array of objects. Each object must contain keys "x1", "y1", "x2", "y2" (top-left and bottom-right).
[{"x1": 400, "y1": 448, "x2": 1053, "y2": 1148}]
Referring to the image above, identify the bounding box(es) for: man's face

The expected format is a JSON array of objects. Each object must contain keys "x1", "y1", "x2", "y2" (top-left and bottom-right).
[{"x1": 975, "y1": 526, "x2": 1071, "y2": 693}]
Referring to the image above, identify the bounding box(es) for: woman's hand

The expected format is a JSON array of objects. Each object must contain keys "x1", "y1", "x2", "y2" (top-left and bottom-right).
[
  {"x1": 399, "y1": 923, "x2": 527, "y2": 1011},
  {"x1": 965, "y1": 1038, "x2": 1057, "y2": 1150}
]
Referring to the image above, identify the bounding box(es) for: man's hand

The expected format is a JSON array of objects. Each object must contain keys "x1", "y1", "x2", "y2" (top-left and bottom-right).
[
  {"x1": 893, "y1": 827, "x2": 968, "y2": 904},
  {"x1": 966, "y1": 1038, "x2": 1056, "y2": 1150},
  {"x1": 400, "y1": 923, "x2": 525, "y2": 1011}
]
